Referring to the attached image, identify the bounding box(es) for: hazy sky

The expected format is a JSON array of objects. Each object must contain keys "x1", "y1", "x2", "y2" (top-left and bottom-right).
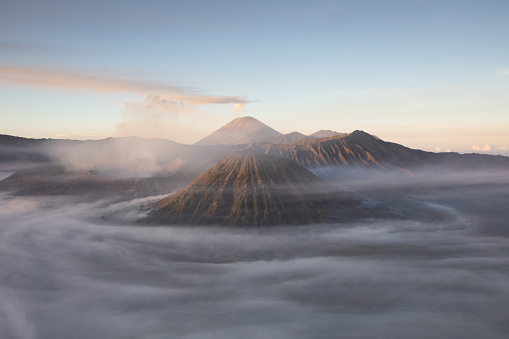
[{"x1": 1, "y1": 0, "x2": 508, "y2": 154}]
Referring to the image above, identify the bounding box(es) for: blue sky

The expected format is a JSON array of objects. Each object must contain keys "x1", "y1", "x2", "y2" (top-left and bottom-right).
[{"x1": 1, "y1": 0, "x2": 508, "y2": 153}]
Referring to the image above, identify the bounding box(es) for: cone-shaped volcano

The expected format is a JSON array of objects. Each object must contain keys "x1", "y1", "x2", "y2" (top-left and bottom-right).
[
  {"x1": 194, "y1": 116, "x2": 281, "y2": 146},
  {"x1": 146, "y1": 154, "x2": 365, "y2": 226}
]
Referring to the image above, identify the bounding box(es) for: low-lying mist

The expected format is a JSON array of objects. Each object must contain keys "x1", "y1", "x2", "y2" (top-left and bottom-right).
[
  {"x1": 43, "y1": 138, "x2": 232, "y2": 178},
  {"x1": 1, "y1": 175, "x2": 509, "y2": 339},
  {"x1": 313, "y1": 165, "x2": 509, "y2": 191}
]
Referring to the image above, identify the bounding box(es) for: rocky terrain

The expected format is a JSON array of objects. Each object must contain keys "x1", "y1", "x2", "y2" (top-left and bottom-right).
[{"x1": 147, "y1": 154, "x2": 372, "y2": 226}]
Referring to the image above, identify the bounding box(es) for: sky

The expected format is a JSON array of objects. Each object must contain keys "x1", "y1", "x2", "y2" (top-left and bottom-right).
[{"x1": 0, "y1": 0, "x2": 508, "y2": 154}]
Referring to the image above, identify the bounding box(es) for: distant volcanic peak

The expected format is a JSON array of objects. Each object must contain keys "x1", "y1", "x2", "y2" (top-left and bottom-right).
[
  {"x1": 310, "y1": 130, "x2": 344, "y2": 138},
  {"x1": 261, "y1": 131, "x2": 313, "y2": 144},
  {"x1": 350, "y1": 130, "x2": 372, "y2": 137},
  {"x1": 344, "y1": 130, "x2": 381, "y2": 144},
  {"x1": 148, "y1": 154, "x2": 359, "y2": 226},
  {"x1": 194, "y1": 116, "x2": 281, "y2": 146},
  {"x1": 219, "y1": 116, "x2": 268, "y2": 131}
]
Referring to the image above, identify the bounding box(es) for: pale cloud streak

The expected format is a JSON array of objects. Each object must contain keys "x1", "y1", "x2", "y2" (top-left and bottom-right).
[
  {"x1": 435, "y1": 146, "x2": 452, "y2": 153},
  {"x1": 54, "y1": 132, "x2": 111, "y2": 140},
  {"x1": 116, "y1": 95, "x2": 190, "y2": 138},
  {"x1": 0, "y1": 63, "x2": 251, "y2": 140},
  {"x1": 496, "y1": 68, "x2": 509, "y2": 76},
  {"x1": 473, "y1": 144, "x2": 495, "y2": 152},
  {"x1": 472, "y1": 144, "x2": 506, "y2": 153},
  {"x1": 0, "y1": 64, "x2": 249, "y2": 106}
]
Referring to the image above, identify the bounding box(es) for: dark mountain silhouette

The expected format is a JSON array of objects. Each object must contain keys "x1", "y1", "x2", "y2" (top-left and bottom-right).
[
  {"x1": 194, "y1": 116, "x2": 281, "y2": 146},
  {"x1": 0, "y1": 166, "x2": 193, "y2": 200},
  {"x1": 146, "y1": 154, "x2": 370, "y2": 226},
  {"x1": 0, "y1": 134, "x2": 57, "y2": 165}
]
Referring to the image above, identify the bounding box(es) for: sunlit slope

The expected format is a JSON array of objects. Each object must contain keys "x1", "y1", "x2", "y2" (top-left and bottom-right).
[
  {"x1": 239, "y1": 130, "x2": 509, "y2": 180},
  {"x1": 241, "y1": 131, "x2": 423, "y2": 168},
  {"x1": 194, "y1": 116, "x2": 281, "y2": 146},
  {"x1": 148, "y1": 154, "x2": 365, "y2": 226}
]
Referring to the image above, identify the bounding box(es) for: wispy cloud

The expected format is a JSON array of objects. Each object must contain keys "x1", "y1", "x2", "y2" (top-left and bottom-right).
[
  {"x1": 496, "y1": 68, "x2": 509, "y2": 76},
  {"x1": 116, "y1": 95, "x2": 189, "y2": 138},
  {"x1": 53, "y1": 132, "x2": 111, "y2": 140},
  {"x1": 472, "y1": 144, "x2": 495, "y2": 152},
  {"x1": 435, "y1": 146, "x2": 452, "y2": 153},
  {"x1": 0, "y1": 63, "x2": 251, "y2": 140},
  {"x1": 0, "y1": 64, "x2": 249, "y2": 106},
  {"x1": 333, "y1": 88, "x2": 349, "y2": 95},
  {"x1": 472, "y1": 144, "x2": 506, "y2": 153},
  {"x1": 363, "y1": 87, "x2": 410, "y2": 94},
  {"x1": 0, "y1": 41, "x2": 42, "y2": 54}
]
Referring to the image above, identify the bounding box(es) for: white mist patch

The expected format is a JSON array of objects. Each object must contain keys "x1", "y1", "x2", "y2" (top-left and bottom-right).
[
  {"x1": 0, "y1": 172, "x2": 14, "y2": 181},
  {"x1": 1, "y1": 190, "x2": 509, "y2": 339},
  {"x1": 46, "y1": 138, "x2": 163, "y2": 178}
]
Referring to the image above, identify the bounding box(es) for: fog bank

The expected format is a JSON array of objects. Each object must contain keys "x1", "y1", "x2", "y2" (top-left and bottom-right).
[{"x1": 1, "y1": 183, "x2": 509, "y2": 338}]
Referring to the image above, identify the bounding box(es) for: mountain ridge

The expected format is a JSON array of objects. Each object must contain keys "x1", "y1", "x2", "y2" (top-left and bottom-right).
[
  {"x1": 310, "y1": 130, "x2": 345, "y2": 138},
  {"x1": 2, "y1": 118, "x2": 509, "y2": 200},
  {"x1": 260, "y1": 131, "x2": 313, "y2": 144}
]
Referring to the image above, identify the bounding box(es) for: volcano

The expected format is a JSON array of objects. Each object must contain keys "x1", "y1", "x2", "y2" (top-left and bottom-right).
[
  {"x1": 194, "y1": 116, "x2": 281, "y2": 146},
  {"x1": 146, "y1": 154, "x2": 367, "y2": 226}
]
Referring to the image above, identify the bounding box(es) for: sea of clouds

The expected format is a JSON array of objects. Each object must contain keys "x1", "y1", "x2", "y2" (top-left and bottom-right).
[
  {"x1": 0, "y1": 181, "x2": 509, "y2": 339},
  {"x1": 1, "y1": 180, "x2": 509, "y2": 339}
]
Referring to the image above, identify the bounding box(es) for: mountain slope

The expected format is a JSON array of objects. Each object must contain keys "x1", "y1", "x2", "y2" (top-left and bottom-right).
[
  {"x1": 239, "y1": 130, "x2": 413, "y2": 170},
  {"x1": 194, "y1": 116, "x2": 281, "y2": 146},
  {"x1": 237, "y1": 131, "x2": 506, "y2": 181},
  {"x1": 261, "y1": 132, "x2": 313, "y2": 144},
  {"x1": 237, "y1": 131, "x2": 509, "y2": 181},
  {"x1": 146, "y1": 154, "x2": 365, "y2": 226}
]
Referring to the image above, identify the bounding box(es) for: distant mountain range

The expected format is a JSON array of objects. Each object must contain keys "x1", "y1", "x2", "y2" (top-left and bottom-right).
[
  {"x1": 1, "y1": 116, "x2": 509, "y2": 201},
  {"x1": 0, "y1": 165, "x2": 190, "y2": 200},
  {"x1": 309, "y1": 130, "x2": 344, "y2": 138},
  {"x1": 194, "y1": 116, "x2": 344, "y2": 146}
]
